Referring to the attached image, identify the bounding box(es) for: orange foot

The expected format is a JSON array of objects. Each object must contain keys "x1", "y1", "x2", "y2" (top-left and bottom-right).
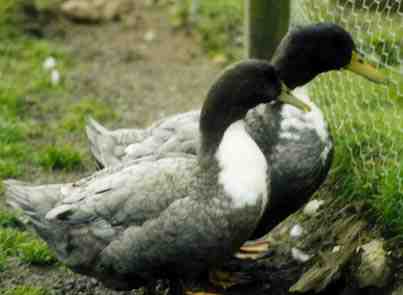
[
  {"x1": 235, "y1": 239, "x2": 271, "y2": 260},
  {"x1": 186, "y1": 292, "x2": 222, "y2": 295}
]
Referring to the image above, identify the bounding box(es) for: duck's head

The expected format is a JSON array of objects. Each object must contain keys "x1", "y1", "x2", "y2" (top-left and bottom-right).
[
  {"x1": 272, "y1": 22, "x2": 387, "y2": 89},
  {"x1": 200, "y1": 60, "x2": 310, "y2": 153}
]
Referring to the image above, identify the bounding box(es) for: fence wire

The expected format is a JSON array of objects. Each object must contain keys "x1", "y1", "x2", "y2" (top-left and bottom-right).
[
  {"x1": 174, "y1": 0, "x2": 403, "y2": 230},
  {"x1": 291, "y1": 0, "x2": 403, "y2": 224}
]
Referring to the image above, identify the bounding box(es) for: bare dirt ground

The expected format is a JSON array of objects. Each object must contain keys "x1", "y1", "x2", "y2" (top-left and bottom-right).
[
  {"x1": 58, "y1": 3, "x2": 221, "y2": 128},
  {"x1": 0, "y1": 3, "x2": 222, "y2": 294}
]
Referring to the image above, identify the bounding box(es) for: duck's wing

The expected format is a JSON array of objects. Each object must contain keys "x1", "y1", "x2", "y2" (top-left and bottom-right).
[
  {"x1": 96, "y1": 194, "x2": 237, "y2": 290},
  {"x1": 48, "y1": 156, "x2": 197, "y2": 226},
  {"x1": 6, "y1": 156, "x2": 238, "y2": 290},
  {"x1": 86, "y1": 111, "x2": 200, "y2": 168},
  {"x1": 85, "y1": 117, "x2": 147, "y2": 167},
  {"x1": 5, "y1": 156, "x2": 197, "y2": 278}
]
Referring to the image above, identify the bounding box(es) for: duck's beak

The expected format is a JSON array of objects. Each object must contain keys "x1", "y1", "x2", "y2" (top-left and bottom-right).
[
  {"x1": 345, "y1": 51, "x2": 388, "y2": 84},
  {"x1": 278, "y1": 83, "x2": 311, "y2": 113}
]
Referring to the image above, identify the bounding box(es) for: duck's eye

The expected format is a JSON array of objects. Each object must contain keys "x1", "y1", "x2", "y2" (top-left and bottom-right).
[{"x1": 358, "y1": 58, "x2": 365, "y2": 64}]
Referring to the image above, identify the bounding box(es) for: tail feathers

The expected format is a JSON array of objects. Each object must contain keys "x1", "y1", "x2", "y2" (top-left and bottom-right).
[
  {"x1": 5, "y1": 179, "x2": 63, "y2": 217},
  {"x1": 85, "y1": 117, "x2": 112, "y2": 168},
  {"x1": 86, "y1": 117, "x2": 145, "y2": 168},
  {"x1": 4, "y1": 179, "x2": 70, "y2": 260},
  {"x1": 5, "y1": 179, "x2": 64, "y2": 231}
]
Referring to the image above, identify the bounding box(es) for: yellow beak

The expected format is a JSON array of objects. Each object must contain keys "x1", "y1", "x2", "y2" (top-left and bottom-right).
[
  {"x1": 278, "y1": 83, "x2": 311, "y2": 113},
  {"x1": 345, "y1": 51, "x2": 388, "y2": 84}
]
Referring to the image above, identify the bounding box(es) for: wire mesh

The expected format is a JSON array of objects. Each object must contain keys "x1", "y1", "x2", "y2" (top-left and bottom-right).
[
  {"x1": 291, "y1": 0, "x2": 403, "y2": 230},
  {"x1": 170, "y1": 0, "x2": 403, "y2": 230}
]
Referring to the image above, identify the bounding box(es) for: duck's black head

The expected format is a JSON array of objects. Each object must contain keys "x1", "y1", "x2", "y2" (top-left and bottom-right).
[
  {"x1": 272, "y1": 23, "x2": 387, "y2": 88},
  {"x1": 200, "y1": 60, "x2": 281, "y2": 136},
  {"x1": 199, "y1": 60, "x2": 309, "y2": 155}
]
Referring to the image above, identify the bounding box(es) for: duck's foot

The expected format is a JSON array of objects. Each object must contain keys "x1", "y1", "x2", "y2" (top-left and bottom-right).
[
  {"x1": 234, "y1": 239, "x2": 271, "y2": 260},
  {"x1": 182, "y1": 269, "x2": 246, "y2": 295},
  {"x1": 185, "y1": 292, "x2": 221, "y2": 295},
  {"x1": 167, "y1": 279, "x2": 182, "y2": 295},
  {"x1": 175, "y1": 277, "x2": 222, "y2": 295},
  {"x1": 209, "y1": 269, "x2": 252, "y2": 290}
]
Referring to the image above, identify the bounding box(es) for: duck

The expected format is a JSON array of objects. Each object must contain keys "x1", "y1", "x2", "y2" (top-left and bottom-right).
[
  {"x1": 85, "y1": 23, "x2": 387, "y2": 239},
  {"x1": 5, "y1": 60, "x2": 309, "y2": 291}
]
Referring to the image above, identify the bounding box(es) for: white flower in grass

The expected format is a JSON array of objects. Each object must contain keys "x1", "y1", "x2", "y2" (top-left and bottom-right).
[
  {"x1": 51, "y1": 69, "x2": 61, "y2": 86},
  {"x1": 43, "y1": 56, "x2": 57, "y2": 71},
  {"x1": 290, "y1": 224, "x2": 304, "y2": 239},
  {"x1": 303, "y1": 199, "x2": 325, "y2": 216},
  {"x1": 291, "y1": 247, "x2": 311, "y2": 263}
]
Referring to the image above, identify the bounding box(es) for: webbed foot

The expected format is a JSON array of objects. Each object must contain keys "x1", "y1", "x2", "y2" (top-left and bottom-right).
[{"x1": 235, "y1": 239, "x2": 271, "y2": 260}]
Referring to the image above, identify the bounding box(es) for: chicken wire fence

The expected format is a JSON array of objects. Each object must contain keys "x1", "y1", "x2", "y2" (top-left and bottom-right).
[
  {"x1": 291, "y1": 0, "x2": 403, "y2": 220},
  {"x1": 176, "y1": 0, "x2": 403, "y2": 228}
]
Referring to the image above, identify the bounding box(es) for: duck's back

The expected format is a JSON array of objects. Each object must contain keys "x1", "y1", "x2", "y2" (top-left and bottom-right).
[{"x1": 86, "y1": 112, "x2": 200, "y2": 166}]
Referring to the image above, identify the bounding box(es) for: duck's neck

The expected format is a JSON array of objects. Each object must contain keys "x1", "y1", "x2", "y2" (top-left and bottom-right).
[
  {"x1": 198, "y1": 96, "x2": 239, "y2": 163},
  {"x1": 199, "y1": 121, "x2": 230, "y2": 165}
]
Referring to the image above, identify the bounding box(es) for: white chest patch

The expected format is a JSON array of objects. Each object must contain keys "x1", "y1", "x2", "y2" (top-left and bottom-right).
[
  {"x1": 280, "y1": 87, "x2": 328, "y2": 142},
  {"x1": 216, "y1": 120, "x2": 268, "y2": 214},
  {"x1": 280, "y1": 86, "x2": 332, "y2": 163}
]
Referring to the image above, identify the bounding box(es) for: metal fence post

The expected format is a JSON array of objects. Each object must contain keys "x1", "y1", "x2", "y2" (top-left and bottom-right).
[{"x1": 245, "y1": 0, "x2": 291, "y2": 61}]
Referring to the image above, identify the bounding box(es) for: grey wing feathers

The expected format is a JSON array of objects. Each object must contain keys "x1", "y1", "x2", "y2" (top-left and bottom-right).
[
  {"x1": 4, "y1": 156, "x2": 196, "y2": 272},
  {"x1": 4, "y1": 180, "x2": 73, "y2": 260},
  {"x1": 5, "y1": 179, "x2": 122, "y2": 267},
  {"x1": 5, "y1": 179, "x2": 64, "y2": 219},
  {"x1": 86, "y1": 111, "x2": 200, "y2": 168},
  {"x1": 86, "y1": 117, "x2": 147, "y2": 167},
  {"x1": 48, "y1": 157, "x2": 195, "y2": 226}
]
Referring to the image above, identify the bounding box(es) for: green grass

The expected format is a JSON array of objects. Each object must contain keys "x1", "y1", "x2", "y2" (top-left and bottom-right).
[
  {"x1": 0, "y1": 119, "x2": 32, "y2": 178},
  {"x1": 18, "y1": 239, "x2": 57, "y2": 265},
  {"x1": 195, "y1": 1, "x2": 243, "y2": 61},
  {"x1": 0, "y1": 251, "x2": 7, "y2": 272},
  {"x1": 310, "y1": 69, "x2": 403, "y2": 236},
  {"x1": 1, "y1": 286, "x2": 50, "y2": 295},
  {"x1": 0, "y1": 0, "x2": 115, "y2": 274},
  {"x1": 60, "y1": 98, "x2": 116, "y2": 132},
  {"x1": 0, "y1": 210, "x2": 22, "y2": 228},
  {"x1": 0, "y1": 228, "x2": 56, "y2": 265},
  {"x1": 37, "y1": 145, "x2": 83, "y2": 171},
  {"x1": 0, "y1": 0, "x2": 115, "y2": 178}
]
